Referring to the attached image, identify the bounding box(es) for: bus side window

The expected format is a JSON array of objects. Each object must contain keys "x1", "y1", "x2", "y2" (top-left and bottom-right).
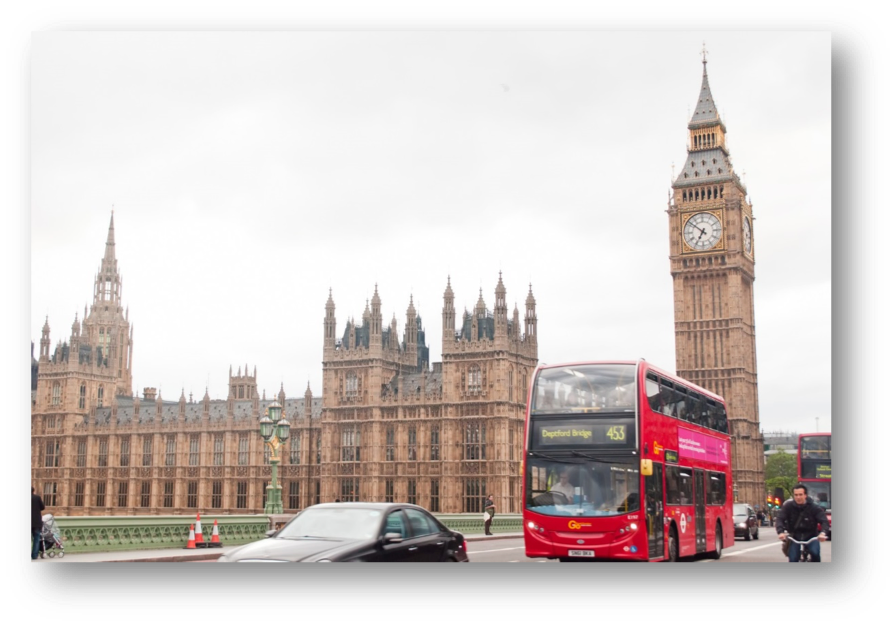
[
  {"x1": 717, "y1": 406, "x2": 729, "y2": 434},
  {"x1": 673, "y1": 385, "x2": 688, "y2": 419},
  {"x1": 679, "y1": 468, "x2": 693, "y2": 505},
  {"x1": 665, "y1": 466, "x2": 680, "y2": 506},
  {"x1": 645, "y1": 374, "x2": 661, "y2": 412},
  {"x1": 659, "y1": 379, "x2": 676, "y2": 416},
  {"x1": 689, "y1": 391, "x2": 707, "y2": 428}
]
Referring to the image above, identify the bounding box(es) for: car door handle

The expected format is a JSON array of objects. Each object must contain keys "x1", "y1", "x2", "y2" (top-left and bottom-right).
[
  {"x1": 408, "y1": 546, "x2": 418, "y2": 551},
  {"x1": 436, "y1": 542, "x2": 444, "y2": 546}
]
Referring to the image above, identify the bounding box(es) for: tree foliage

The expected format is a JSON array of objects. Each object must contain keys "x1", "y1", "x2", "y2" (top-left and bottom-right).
[{"x1": 764, "y1": 451, "x2": 797, "y2": 499}]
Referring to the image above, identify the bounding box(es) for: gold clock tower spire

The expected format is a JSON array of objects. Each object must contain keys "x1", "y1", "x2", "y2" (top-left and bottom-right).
[{"x1": 667, "y1": 52, "x2": 763, "y2": 506}]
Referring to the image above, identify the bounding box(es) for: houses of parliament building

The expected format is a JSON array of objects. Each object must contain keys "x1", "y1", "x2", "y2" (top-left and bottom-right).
[
  {"x1": 31, "y1": 54, "x2": 766, "y2": 515},
  {"x1": 30, "y1": 214, "x2": 540, "y2": 515}
]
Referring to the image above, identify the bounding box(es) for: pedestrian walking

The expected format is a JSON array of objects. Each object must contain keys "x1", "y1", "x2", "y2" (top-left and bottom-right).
[
  {"x1": 31, "y1": 486, "x2": 45, "y2": 560},
  {"x1": 483, "y1": 494, "x2": 496, "y2": 536}
]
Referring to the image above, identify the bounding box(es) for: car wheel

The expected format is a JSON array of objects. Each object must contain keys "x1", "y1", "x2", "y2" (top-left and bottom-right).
[
  {"x1": 708, "y1": 523, "x2": 723, "y2": 560},
  {"x1": 667, "y1": 530, "x2": 679, "y2": 562},
  {"x1": 743, "y1": 527, "x2": 750, "y2": 542},
  {"x1": 753, "y1": 527, "x2": 759, "y2": 540}
]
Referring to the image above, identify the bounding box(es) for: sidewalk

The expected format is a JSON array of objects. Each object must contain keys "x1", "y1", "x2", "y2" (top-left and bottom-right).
[{"x1": 30, "y1": 531, "x2": 523, "y2": 562}]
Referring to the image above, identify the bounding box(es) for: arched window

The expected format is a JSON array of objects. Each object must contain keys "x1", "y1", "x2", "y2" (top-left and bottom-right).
[
  {"x1": 51, "y1": 383, "x2": 61, "y2": 406},
  {"x1": 79, "y1": 383, "x2": 86, "y2": 409},
  {"x1": 346, "y1": 372, "x2": 359, "y2": 398},
  {"x1": 467, "y1": 365, "x2": 482, "y2": 393},
  {"x1": 97, "y1": 385, "x2": 104, "y2": 407}
]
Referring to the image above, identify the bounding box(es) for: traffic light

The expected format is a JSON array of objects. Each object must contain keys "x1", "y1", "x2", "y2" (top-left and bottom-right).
[
  {"x1": 774, "y1": 487, "x2": 785, "y2": 506},
  {"x1": 766, "y1": 494, "x2": 773, "y2": 506}
]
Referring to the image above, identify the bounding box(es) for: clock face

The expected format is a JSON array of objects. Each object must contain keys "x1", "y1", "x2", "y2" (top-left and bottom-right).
[
  {"x1": 743, "y1": 215, "x2": 753, "y2": 254},
  {"x1": 683, "y1": 212, "x2": 723, "y2": 251}
]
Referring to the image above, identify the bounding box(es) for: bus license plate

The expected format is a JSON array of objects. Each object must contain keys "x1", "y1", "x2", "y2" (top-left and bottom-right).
[{"x1": 568, "y1": 550, "x2": 594, "y2": 557}]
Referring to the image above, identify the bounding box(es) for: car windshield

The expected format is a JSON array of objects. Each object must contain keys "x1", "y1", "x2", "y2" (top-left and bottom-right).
[
  {"x1": 733, "y1": 504, "x2": 748, "y2": 516},
  {"x1": 278, "y1": 508, "x2": 383, "y2": 540}
]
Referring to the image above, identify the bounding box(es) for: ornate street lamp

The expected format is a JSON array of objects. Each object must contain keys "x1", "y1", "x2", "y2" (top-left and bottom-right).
[{"x1": 260, "y1": 401, "x2": 289, "y2": 514}]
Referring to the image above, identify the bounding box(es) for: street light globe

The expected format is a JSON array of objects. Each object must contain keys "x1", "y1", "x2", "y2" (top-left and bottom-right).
[
  {"x1": 267, "y1": 400, "x2": 283, "y2": 424},
  {"x1": 277, "y1": 418, "x2": 290, "y2": 442},
  {"x1": 260, "y1": 414, "x2": 274, "y2": 439}
]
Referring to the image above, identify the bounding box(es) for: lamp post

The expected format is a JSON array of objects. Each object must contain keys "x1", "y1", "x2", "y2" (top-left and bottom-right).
[{"x1": 260, "y1": 401, "x2": 290, "y2": 514}]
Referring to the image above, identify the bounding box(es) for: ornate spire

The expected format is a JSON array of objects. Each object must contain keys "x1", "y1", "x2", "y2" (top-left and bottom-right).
[
  {"x1": 689, "y1": 44, "x2": 721, "y2": 129},
  {"x1": 443, "y1": 275, "x2": 454, "y2": 299}
]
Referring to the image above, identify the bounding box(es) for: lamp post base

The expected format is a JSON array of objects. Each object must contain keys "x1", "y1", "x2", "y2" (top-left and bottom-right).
[{"x1": 264, "y1": 485, "x2": 284, "y2": 515}]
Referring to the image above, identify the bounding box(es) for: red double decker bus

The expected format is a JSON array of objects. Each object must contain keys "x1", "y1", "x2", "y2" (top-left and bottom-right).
[
  {"x1": 797, "y1": 433, "x2": 832, "y2": 539},
  {"x1": 523, "y1": 360, "x2": 734, "y2": 561}
]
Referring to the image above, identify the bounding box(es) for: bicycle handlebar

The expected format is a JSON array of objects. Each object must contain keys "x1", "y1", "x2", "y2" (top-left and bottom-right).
[{"x1": 781, "y1": 533, "x2": 826, "y2": 545}]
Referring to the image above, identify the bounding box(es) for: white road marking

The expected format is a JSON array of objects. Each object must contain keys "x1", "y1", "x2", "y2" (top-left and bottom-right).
[
  {"x1": 468, "y1": 545, "x2": 525, "y2": 554},
  {"x1": 723, "y1": 543, "x2": 781, "y2": 557}
]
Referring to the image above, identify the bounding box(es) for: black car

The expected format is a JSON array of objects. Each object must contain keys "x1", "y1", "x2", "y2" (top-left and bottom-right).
[
  {"x1": 733, "y1": 503, "x2": 759, "y2": 541},
  {"x1": 217, "y1": 502, "x2": 469, "y2": 562}
]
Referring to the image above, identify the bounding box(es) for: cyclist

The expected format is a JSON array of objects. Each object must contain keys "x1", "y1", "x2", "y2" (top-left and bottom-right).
[{"x1": 775, "y1": 484, "x2": 829, "y2": 562}]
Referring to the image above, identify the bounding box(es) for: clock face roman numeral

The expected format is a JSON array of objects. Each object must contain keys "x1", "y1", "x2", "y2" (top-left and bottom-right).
[
  {"x1": 743, "y1": 216, "x2": 752, "y2": 254},
  {"x1": 683, "y1": 212, "x2": 722, "y2": 250}
]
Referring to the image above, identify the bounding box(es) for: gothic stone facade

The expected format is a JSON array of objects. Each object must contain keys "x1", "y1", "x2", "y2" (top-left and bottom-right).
[
  {"x1": 30, "y1": 214, "x2": 538, "y2": 514},
  {"x1": 667, "y1": 57, "x2": 765, "y2": 505},
  {"x1": 320, "y1": 276, "x2": 538, "y2": 515}
]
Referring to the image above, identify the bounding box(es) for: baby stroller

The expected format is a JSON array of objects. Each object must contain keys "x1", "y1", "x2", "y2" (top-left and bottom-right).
[{"x1": 39, "y1": 513, "x2": 64, "y2": 558}]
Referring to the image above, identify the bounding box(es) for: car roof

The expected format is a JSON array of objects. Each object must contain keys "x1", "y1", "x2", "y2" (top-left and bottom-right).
[{"x1": 305, "y1": 501, "x2": 427, "y2": 511}]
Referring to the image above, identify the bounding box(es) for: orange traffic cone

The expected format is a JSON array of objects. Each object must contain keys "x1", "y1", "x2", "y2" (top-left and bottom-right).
[
  {"x1": 209, "y1": 520, "x2": 222, "y2": 547},
  {"x1": 195, "y1": 512, "x2": 204, "y2": 544},
  {"x1": 185, "y1": 524, "x2": 196, "y2": 549}
]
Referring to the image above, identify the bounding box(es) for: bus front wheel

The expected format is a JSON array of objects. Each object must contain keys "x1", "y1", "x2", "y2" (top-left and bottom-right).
[
  {"x1": 666, "y1": 529, "x2": 679, "y2": 562},
  {"x1": 708, "y1": 522, "x2": 723, "y2": 560}
]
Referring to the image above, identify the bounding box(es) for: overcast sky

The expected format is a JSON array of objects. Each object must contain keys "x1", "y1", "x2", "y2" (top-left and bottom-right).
[{"x1": 30, "y1": 31, "x2": 830, "y2": 434}]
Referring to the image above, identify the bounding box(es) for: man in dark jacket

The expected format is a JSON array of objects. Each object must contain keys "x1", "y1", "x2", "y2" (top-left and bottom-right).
[
  {"x1": 31, "y1": 486, "x2": 45, "y2": 560},
  {"x1": 775, "y1": 484, "x2": 828, "y2": 562},
  {"x1": 483, "y1": 494, "x2": 495, "y2": 536}
]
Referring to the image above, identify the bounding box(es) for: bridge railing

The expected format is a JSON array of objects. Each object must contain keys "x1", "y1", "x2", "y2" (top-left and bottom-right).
[{"x1": 48, "y1": 512, "x2": 523, "y2": 553}]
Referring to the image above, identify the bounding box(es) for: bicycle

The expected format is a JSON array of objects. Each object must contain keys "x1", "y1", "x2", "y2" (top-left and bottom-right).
[{"x1": 781, "y1": 532, "x2": 826, "y2": 562}]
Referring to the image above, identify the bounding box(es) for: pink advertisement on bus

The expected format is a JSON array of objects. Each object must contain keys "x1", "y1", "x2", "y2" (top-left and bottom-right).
[{"x1": 677, "y1": 427, "x2": 729, "y2": 465}]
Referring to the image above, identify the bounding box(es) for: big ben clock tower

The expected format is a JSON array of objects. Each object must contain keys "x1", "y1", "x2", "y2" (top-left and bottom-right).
[{"x1": 667, "y1": 50, "x2": 764, "y2": 506}]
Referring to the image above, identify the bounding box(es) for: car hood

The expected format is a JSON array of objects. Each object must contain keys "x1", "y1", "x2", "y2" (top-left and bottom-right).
[
  {"x1": 733, "y1": 514, "x2": 749, "y2": 520},
  {"x1": 219, "y1": 536, "x2": 366, "y2": 562}
]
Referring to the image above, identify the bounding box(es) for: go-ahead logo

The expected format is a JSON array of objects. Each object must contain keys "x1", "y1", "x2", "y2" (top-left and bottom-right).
[{"x1": 568, "y1": 520, "x2": 592, "y2": 530}]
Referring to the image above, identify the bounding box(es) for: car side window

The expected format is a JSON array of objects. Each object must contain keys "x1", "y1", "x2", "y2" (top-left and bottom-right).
[
  {"x1": 384, "y1": 511, "x2": 407, "y2": 539},
  {"x1": 405, "y1": 509, "x2": 437, "y2": 537}
]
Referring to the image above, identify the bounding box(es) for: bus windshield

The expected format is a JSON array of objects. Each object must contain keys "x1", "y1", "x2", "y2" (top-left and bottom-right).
[
  {"x1": 532, "y1": 364, "x2": 637, "y2": 414},
  {"x1": 800, "y1": 435, "x2": 831, "y2": 459},
  {"x1": 526, "y1": 457, "x2": 640, "y2": 517},
  {"x1": 801, "y1": 481, "x2": 831, "y2": 510}
]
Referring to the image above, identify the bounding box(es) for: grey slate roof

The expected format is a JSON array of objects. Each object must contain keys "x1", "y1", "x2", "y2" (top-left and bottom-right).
[
  {"x1": 384, "y1": 371, "x2": 443, "y2": 396},
  {"x1": 689, "y1": 65, "x2": 722, "y2": 129},
  {"x1": 674, "y1": 148, "x2": 736, "y2": 187},
  {"x1": 94, "y1": 394, "x2": 324, "y2": 426}
]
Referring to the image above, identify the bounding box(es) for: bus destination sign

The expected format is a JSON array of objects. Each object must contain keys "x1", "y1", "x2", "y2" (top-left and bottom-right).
[{"x1": 532, "y1": 418, "x2": 634, "y2": 448}]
